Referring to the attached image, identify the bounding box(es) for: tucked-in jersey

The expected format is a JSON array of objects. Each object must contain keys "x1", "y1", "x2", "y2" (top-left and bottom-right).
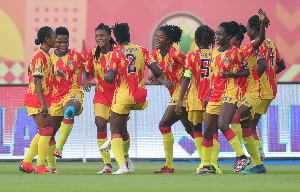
[
  {"x1": 185, "y1": 48, "x2": 211, "y2": 111},
  {"x1": 24, "y1": 49, "x2": 54, "y2": 108},
  {"x1": 239, "y1": 42, "x2": 269, "y2": 97},
  {"x1": 152, "y1": 45, "x2": 186, "y2": 96},
  {"x1": 107, "y1": 43, "x2": 156, "y2": 104},
  {"x1": 50, "y1": 49, "x2": 86, "y2": 103},
  {"x1": 86, "y1": 45, "x2": 116, "y2": 106},
  {"x1": 209, "y1": 45, "x2": 248, "y2": 102},
  {"x1": 260, "y1": 37, "x2": 283, "y2": 99}
]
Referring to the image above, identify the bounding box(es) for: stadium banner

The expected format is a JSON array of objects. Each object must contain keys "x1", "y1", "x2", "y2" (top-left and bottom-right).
[
  {"x1": 0, "y1": 84, "x2": 299, "y2": 160},
  {"x1": 0, "y1": 0, "x2": 300, "y2": 84}
]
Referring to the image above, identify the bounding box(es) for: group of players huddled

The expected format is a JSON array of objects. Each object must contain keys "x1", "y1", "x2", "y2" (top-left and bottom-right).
[{"x1": 19, "y1": 8, "x2": 285, "y2": 175}]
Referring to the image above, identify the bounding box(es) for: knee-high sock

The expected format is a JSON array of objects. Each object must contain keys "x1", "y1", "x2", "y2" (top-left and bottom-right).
[
  {"x1": 123, "y1": 132, "x2": 130, "y2": 157},
  {"x1": 36, "y1": 126, "x2": 53, "y2": 166},
  {"x1": 202, "y1": 139, "x2": 213, "y2": 167},
  {"x1": 253, "y1": 127, "x2": 263, "y2": 149},
  {"x1": 97, "y1": 131, "x2": 111, "y2": 165},
  {"x1": 57, "y1": 118, "x2": 74, "y2": 152},
  {"x1": 46, "y1": 138, "x2": 56, "y2": 169},
  {"x1": 224, "y1": 129, "x2": 245, "y2": 157},
  {"x1": 24, "y1": 133, "x2": 40, "y2": 163},
  {"x1": 160, "y1": 127, "x2": 174, "y2": 169},
  {"x1": 111, "y1": 134, "x2": 125, "y2": 166},
  {"x1": 192, "y1": 132, "x2": 203, "y2": 161},
  {"x1": 211, "y1": 134, "x2": 220, "y2": 165},
  {"x1": 243, "y1": 127, "x2": 262, "y2": 166},
  {"x1": 231, "y1": 123, "x2": 242, "y2": 145}
]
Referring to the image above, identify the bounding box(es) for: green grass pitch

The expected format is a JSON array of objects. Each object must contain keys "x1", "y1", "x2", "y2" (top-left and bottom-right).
[{"x1": 0, "y1": 162, "x2": 299, "y2": 192}]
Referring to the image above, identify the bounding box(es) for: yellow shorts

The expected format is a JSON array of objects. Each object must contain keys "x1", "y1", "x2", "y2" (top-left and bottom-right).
[
  {"x1": 27, "y1": 107, "x2": 52, "y2": 116},
  {"x1": 188, "y1": 110, "x2": 205, "y2": 125},
  {"x1": 255, "y1": 99, "x2": 273, "y2": 115},
  {"x1": 206, "y1": 95, "x2": 238, "y2": 115},
  {"x1": 239, "y1": 95, "x2": 261, "y2": 121},
  {"x1": 50, "y1": 92, "x2": 84, "y2": 116},
  {"x1": 169, "y1": 85, "x2": 187, "y2": 107},
  {"x1": 111, "y1": 101, "x2": 148, "y2": 115},
  {"x1": 94, "y1": 103, "x2": 111, "y2": 122}
]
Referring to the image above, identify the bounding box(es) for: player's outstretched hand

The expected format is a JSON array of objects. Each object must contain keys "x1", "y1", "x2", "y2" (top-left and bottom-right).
[
  {"x1": 221, "y1": 69, "x2": 234, "y2": 78},
  {"x1": 175, "y1": 100, "x2": 183, "y2": 115},
  {"x1": 82, "y1": 80, "x2": 91, "y2": 92},
  {"x1": 55, "y1": 69, "x2": 66, "y2": 82},
  {"x1": 40, "y1": 104, "x2": 48, "y2": 117},
  {"x1": 148, "y1": 74, "x2": 157, "y2": 84}
]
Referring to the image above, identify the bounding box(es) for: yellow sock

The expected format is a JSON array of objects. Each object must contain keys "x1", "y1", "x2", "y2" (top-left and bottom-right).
[
  {"x1": 36, "y1": 136, "x2": 51, "y2": 166},
  {"x1": 24, "y1": 133, "x2": 40, "y2": 163},
  {"x1": 244, "y1": 136, "x2": 262, "y2": 166},
  {"x1": 57, "y1": 121, "x2": 73, "y2": 149},
  {"x1": 224, "y1": 129, "x2": 244, "y2": 157},
  {"x1": 111, "y1": 136, "x2": 125, "y2": 166},
  {"x1": 202, "y1": 139, "x2": 213, "y2": 166},
  {"x1": 211, "y1": 136, "x2": 220, "y2": 165},
  {"x1": 97, "y1": 138, "x2": 111, "y2": 165},
  {"x1": 193, "y1": 136, "x2": 203, "y2": 161},
  {"x1": 163, "y1": 132, "x2": 174, "y2": 169},
  {"x1": 46, "y1": 144, "x2": 56, "y2": 167},
  {"x1": 123, "y1": 138, "x2": 130, "y2": 157},
  {"x1": 255, "y1": 127, "x2": 263, "y2": 149},
  {"x1": 231, "y1": 123, "x2": 242, "y2": 145}
]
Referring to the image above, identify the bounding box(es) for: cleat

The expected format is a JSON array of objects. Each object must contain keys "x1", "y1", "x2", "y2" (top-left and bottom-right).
[
  {"x1": 99, "y1": 139, "x2": 111, "y2": 152},
  {"x1": 234, "y1": 157, "x2": 251, "y2": 173},
  {"x1": 49, "y1": 168, "x2": 58, "y2": 173},
  {"x1": 211, "y1": 163, "x2": 223, "y2": 174},
  {"x1": 53, "y1": 148, "x2": 62, "y2": 159},
  {"x1": 19, "y1": 161, "x2": 35, "y2": 173},
  {"x1": 125, "y1": 156, "x2": 134, "y2": 173},
  {"x1": 47, "y1": 165, "x2": 58, "y2": 173},
  {"x1": 194, "y1": 165, "x2": 216, "y2": 174},
  {"x1": 97, "y1": 164, "x2": 113, "y2": 174},
  {"x1": 112, "y1": 162, "x2": 129, "y2": 175},
  {"x1": 196, "y1": 163, "x2": 203, "y2": 172},
  {"x1": 259, "y1": 148, "x2": 265, "y2": 161},
  {"x1": 154, "y1": 166, "x2": 174, "y2": 173},
  {"x1": 240, "y1": 164, "x2": 266, "y2": 174},
  {"x1": 35, "y1": 165, "x2": 53, "y2": 174}
]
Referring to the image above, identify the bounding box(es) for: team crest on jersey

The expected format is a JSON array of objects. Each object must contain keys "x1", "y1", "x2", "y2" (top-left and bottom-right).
[
  {"x1": 242, "y1": 59, "x2": 248, "y2": 68},
  {"x1": 68, "y1": 60, "x2": 75, "y2": 70},
  {"x1": 168, "y1": 62, "x2": 173, "y2": 69},
  {"x1": 224, "y1": 57, "x2": 232, "y2": 65}
]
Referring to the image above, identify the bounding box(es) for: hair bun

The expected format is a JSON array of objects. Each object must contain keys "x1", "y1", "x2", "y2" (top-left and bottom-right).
[{"x1": 35, "y1": 39, "x2": 40, "y2": 45}]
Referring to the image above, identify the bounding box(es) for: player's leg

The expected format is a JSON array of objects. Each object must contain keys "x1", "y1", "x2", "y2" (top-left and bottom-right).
[
  {"x1": 121, "y1": 123, "x2": 134, "y2": 173},
  {"x1": 54, "y1": 98, "x2": 82, "y2": 158},
  {"x1": 46, "y1": 116, "x2": 63, "y2": 172},
  {"x1": 154, "y1": 105, "x2": 181, "y2": 173},
  {"x1": 218, "y1": 102, "x2": 250, "y2": 173}
]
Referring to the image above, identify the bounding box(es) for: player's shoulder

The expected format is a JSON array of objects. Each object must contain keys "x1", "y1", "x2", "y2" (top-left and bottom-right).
[{"x1": 33, "y1": 49, "x2": 47, "y2": 60}]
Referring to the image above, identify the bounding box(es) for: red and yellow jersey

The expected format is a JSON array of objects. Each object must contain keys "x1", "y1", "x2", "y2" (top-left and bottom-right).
[
  {"x1": 239, "y1": 41, "x2": 269, "y2": 97},
  {"x1": 260, "y1": 37, "x2": 283, "y2": 99},
  {"x1": 50, "y1": 49, "x2": 86, "y2": 103},
  {"x1": 24, "y1": 49, "x2": 54, "y2": 108},
  {"x1": 107, "y1": 43, "x2": 156, "y2": 104},
  {"x1": 185, "y1": 48, "x2": 211, "y2": 111},
  {"x1": 209, "y1": 45, "x2": 248, "y2": 102},
  {"x1": 86, "y1": 45, "x2": 117, "y2": 106},
  {"x1": 152, "y1": 45, "x2": 185, "y2": 96}
]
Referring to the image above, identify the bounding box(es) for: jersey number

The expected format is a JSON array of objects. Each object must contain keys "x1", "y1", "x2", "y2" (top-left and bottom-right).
[
  {"x1": 200, "y1": 58, "x2": 210, "y2": 78},
  {"x1": 268, "y1": 47, "x2": 275, "y2": 67},
  {"x1": 126, "y1": 53, "x2": 136, "y2": 73}
]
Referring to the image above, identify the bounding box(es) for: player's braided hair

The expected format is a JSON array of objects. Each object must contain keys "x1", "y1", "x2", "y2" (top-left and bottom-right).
[
  {"x1": 158, "y1": 24, "x2": 183, "y2": 45},
  {"x1": 35, "y1": 26, "x2": 53, "y2": 45},
  {"x1": 195, "y1": 25, "x2": 215, "y2": 47},
  {"x1": 248, "y1": 15, "x2": 270, "y2": 31},
  {"x1": 94, "y1": 23, "x2": 117, "y2": 61},
  {"x1": 112, "y1": 23, "x2": 130, "y2": 45},
  {"x1": 56, "y1": 26, "x2": 69, "y2": 37},
  {"x1": 235, "y1": 24, "x2": 247, "y2": 43},
  {"x1": 219, "y1": 21, "x2": 240, "y2": 39}
]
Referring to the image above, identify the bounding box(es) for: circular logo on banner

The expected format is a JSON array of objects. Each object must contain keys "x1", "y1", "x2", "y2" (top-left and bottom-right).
[{"x1": 150, "y1": 12, "x2": 204, "y2": 54}]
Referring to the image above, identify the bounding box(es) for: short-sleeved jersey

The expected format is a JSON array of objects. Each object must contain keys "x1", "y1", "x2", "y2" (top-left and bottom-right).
[
  {"x1": 152, "y1": 45, "x2": 186, "y2": 96},
  {"x1": 209, "y1": 45, "x2": 248, "y2": 102},
  {"x1": 50, "y1": 49, "x2": 86, "y2": 103},
  {"x1": 260, "y1": 37, "x2": 283, "y2": 99},
  {"x1": 86, "y1": 45, "x2": 117, "y2": 106},
  {"x1": 239, "y1": 42, "x2": 269, "y2": 97},
  {"x1": 24, "y1": 49, "x2": 54, "y2": 108},
  {"x1": 107, "y1": 43, "x2": 156, "y2": 104},
  {"x1": 185, "y1": 48, "x2": 211, "y2": 110}
]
